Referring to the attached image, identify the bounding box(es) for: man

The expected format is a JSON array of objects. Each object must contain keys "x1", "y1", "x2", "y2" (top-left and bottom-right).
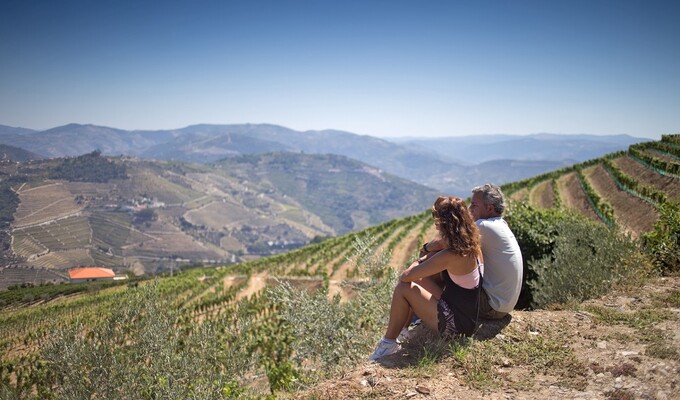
[{"x1": 422, "y1": 184, "x2": 522, "y2": 319}]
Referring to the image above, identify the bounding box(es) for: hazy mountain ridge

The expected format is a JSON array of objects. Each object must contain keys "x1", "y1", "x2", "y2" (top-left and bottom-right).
[
  {"x1": 0, "y1": 125, "x2": 37, "y2": 136},
  {"x1": 0, "y1": 123, "x2": 648, "y2": 196},
  {"x1": 389, "y1": 133, "x2": 649, "y2": 164}
]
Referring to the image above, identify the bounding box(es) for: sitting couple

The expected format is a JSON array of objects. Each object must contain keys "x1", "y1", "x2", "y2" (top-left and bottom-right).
[{"x1": 369, "y1": 184, "x2": 523, "y2": 361}]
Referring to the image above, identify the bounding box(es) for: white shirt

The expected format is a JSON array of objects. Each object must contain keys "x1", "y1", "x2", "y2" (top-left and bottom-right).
[{"x1": 476, "y1": 217, "x2": 523, "y2": 313}]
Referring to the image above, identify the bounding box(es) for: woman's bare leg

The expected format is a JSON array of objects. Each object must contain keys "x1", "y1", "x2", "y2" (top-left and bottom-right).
[
  {"x1": 384, "y1": 281, "x2": 440, "y2": 340},
  {"x1": 401, "y1": 275, "x2": 443, "y2": 329}
]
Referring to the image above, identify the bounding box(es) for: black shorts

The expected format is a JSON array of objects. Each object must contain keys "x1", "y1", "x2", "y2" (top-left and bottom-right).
[{"x1": 436, "y1": 298, "x2": 458, "y2": 339}]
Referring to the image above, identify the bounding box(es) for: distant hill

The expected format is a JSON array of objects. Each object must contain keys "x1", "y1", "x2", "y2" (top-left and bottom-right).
[
  {"x1": 388, "y1": 133, "x2": 649, "y2": 164},
  {"x1": 0, "y1": 123, "x2": 649, "y2": 196},
  {"x1": 2, "y1": 152, "x2": 439, "y2": 276},
  {"x1": 0, "y1": 144, "x2": 43, "y2": 162},
  {"x1": 216, "y1": 152, "x2": 439, "y2": 233},
  {"x1": 0, "y1": 124, "x2": 36, "y2": 136},
  {"x1": 432, "y1": 158, "x2": 577, "y2": 197}
]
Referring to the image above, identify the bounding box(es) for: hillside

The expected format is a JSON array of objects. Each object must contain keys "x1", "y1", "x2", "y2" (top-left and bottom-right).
[
  {"x1": 215, "y1": 152, "x2": 436, "y2": 232},
  {"x1": 0, "y1": 123, "x2": 645, "y2": 196},
  {"x1": 0, "y1": 144, "x2": 43, "y2": 162},
  {"x1": 0, "y1": 135, "x2": 677, "y2": 399},
  {"x1": 293, "y1": 275, "x2": 680, "y2": 399},
  {"x1": 0, "y1": 151, "x2": 438, "y2": 286}
]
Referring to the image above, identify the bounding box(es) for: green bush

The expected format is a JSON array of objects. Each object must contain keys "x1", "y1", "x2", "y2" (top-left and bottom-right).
[
  {"x1": 504, "y1": 203, "x2": 584, "y2": 308},
  {"x1": 48, "y1": 150, "x2": 127, "y2": 183},
  {"x1": 39, "y1": 282, "x2": 256, "y2": 400},
  {"x1": 528, "y1": 218, "x2": 636, "y2": 308},
  {"x1": 505, "y1": 203, "x2": 638, "y2": 309},
  {"x1": 642, "y1": 202, "x2": 680, "y2": 274},
  {"x1": 268, "y1": 234, "x2": 397, "y2": 378}
]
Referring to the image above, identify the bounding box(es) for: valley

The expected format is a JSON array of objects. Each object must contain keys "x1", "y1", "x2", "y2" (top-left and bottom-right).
[{"x1": 0, "y1": 152, "x2": 438, "y2": 288}]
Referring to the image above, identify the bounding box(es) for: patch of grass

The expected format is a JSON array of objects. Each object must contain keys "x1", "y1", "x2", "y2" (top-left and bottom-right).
[
  {"x1": 583, "y1": 305, "x2": 674, "y2": 329},
  {"x1": 498, "y1": 336, "x2": 585, "y2": 389},
  {"x1": 453, "y1": 323, "x2": 586, "y2": 391},
  {"x1": 653, "y1": 289, "x2": 680, "y2": 308},
  {"x1": 605, "y1": 331, "x2": 636, "y2": 343},
  {"x1": 646, "y1": 342, "x2": 679, "y2": 360},
  {"x1": 413, "y1": 349, "x2": 440, "y2": 373},
  {"x1": 641, "y1": 330, "x2": 680, "y2": 360},
  {"x1": 610, "y1": 252, "x2": 657, "y2": 294},
  {"x1": 605, "y1": 388, "x2": 635, "y2": 400}
]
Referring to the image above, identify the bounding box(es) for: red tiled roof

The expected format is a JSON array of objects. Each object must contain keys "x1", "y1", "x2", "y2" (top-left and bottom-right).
[{"x1": 68, "y1": 267, "x2": 115, "y2": 280}]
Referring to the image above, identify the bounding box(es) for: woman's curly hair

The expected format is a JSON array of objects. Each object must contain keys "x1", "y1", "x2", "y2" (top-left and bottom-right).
[{"x1": 431, "y1": 196, "x2": 481, "y2": 257}]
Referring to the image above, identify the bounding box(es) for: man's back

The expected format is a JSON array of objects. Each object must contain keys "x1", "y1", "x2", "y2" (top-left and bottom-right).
[{"x1": 477, "y1": 217, "x2": 523, "y2": 313}]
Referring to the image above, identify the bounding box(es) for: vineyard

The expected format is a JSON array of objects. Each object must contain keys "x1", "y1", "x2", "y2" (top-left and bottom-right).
[
  {"x1": 0, "y1": 134, "x2": 678, "y2": 398},
  {"x1": 504, "y1": 134, "x2": 680, "y2": 238},
  {"x1": 12, "y1": 183, "x2": 83, "y2": 228}
]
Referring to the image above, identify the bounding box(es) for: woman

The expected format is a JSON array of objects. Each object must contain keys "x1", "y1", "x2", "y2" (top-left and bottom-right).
[{"x1": 369, "y1": 196, "x2": 484, "y2": 361}]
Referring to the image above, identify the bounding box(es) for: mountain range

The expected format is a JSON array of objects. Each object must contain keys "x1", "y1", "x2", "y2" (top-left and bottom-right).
[{"x1": 0, "y1": 123, "x2": 648, "y2": 196}]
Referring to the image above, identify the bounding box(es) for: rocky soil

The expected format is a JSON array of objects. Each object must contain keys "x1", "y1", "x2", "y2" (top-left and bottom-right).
[{"x1": 292, "y1": 275, "x2": 680, "y2": 399}]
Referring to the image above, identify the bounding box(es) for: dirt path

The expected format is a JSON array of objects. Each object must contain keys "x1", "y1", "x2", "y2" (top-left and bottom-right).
[
  {"x1": 556, "y1": 172, "x2": 600, "y2": 222},
  {"x1": 236, "y1": 271, "x2": 269, "y2": 301},
  {"x1": 646, "y1": 148, "x2": 680, "y2": 165},
  {"x1": 290, "y1": 275, "x2": 680, "y2": 400},
  {"x1": 327, "y1": 247, "x2": 353, "y2": 301},
  {"x1": 584, "y1": 164, "x2": 658, "y2": 238},
  {"x1": 376, "y1": 225, "x2": 407, "y2": 263},
  {"x1": 614, "y1": 156, "x2": 680, "y2": 201},
  {"x1": 528, "y1": 180, "x2": 554, "y2": 209},
  {"x1": 387, "y1": 220, "x2": 430, "y2": 271},
  {"x1": 509, "y1": 188, "x2": 528, "y2": 202}
]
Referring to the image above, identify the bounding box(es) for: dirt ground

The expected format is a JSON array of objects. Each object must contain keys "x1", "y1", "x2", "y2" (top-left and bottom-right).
[
  {"x1": 585, "y1": 165, "x2": 658, "y2": 238},
  {"x1": 291, "y1": 275, "x2": 680, "y2": 400},
  {"x1": 510, "y1": 188, "x2": 528, "y2": 203},
  {"x1": 556, "y1": 172, "x2": 600, "y2": 222},
  {"x1": 529, "y1": 180, "x2": 554, "y2": 209},
  {"x1": 614, "y1": 156, "x2": 680, "y2": 201},
  {"x1": 236, "y1": 271, "x2": 269, "y2": 300}
]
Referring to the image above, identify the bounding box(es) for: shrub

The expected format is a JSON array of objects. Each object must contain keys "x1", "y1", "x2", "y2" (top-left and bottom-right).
[
  {"x1": 504, "y1": 203, "x2": 585, "y2": 308},
  {"x1": 528, "y1": 219, "x2": 636, "y2": 308},
  {"x1": 39, "y1": 281, "x2": 256, "y2": 399},
  {"x1": 268, "y1": 234, "x2": 397, "y2": 378},
  {"x1": 642, "y1": 201, "x2": 680, "y2": 274}
]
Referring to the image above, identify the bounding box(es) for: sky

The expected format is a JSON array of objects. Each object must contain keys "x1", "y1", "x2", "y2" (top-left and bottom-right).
[{"x1": 1, "y1": 0, "x2": 679, "y2": 139}]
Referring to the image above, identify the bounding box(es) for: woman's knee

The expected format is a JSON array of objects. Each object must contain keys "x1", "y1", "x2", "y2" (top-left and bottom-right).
[{"x1": 394, "y1": 281, "x2": 415, "y2": 294}]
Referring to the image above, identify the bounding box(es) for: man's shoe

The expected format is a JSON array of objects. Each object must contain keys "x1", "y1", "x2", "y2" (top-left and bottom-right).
[{"x1": 368, "y1": 338, "x2": 400, "y2": 361}]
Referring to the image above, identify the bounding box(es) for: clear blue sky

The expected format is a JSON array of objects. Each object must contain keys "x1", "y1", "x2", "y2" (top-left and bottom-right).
[{"x1": 1, "y1": 0, "x2": 679, "y2": 139}]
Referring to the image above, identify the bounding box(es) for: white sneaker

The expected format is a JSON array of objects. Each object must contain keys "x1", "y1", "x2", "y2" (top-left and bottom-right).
[
  {"x1": 397, "y1": 327, "x2": 412, "y2": 344},
  {"x1": 368, "y1": 338, "x2": 400, "y2": 361}
]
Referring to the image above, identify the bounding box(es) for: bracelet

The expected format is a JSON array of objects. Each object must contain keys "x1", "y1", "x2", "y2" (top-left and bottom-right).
[{"x1": 423, "y1": 242, "x2": 429, "y2": 253}]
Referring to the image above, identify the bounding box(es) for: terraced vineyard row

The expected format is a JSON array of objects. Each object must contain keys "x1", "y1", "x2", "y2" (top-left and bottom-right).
[
  {"x1": 507, "y1": 134, "x2": 679, "y2": 238},
  {"x1": 13, "y1": 216, "x2": 91, "y2": 257}
]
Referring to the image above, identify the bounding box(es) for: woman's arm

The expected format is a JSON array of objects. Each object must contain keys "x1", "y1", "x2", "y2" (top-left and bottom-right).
[
  {"x1": 400, "y1": 251, "x2": 450, "y2": 282},
  {"x1": 420, "y1": 237, "x2": 445, "y2": 256},
  {"x1": 401, "y1": 250, "x2": 477, "y2": 283}
]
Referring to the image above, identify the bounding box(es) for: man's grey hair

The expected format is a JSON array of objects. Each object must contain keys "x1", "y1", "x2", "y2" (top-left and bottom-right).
[{"x1": 472, "y1": 183, "x2": 506, "y2": 215}]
